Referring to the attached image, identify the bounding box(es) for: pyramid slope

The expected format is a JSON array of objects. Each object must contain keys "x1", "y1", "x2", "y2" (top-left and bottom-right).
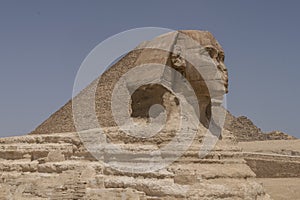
[
  {"x1": 31, "y1": 49, "x2": 143, "y2": 134},
  {"x1": 224, "y1": 111, "x2": 297, "y2": 142}
]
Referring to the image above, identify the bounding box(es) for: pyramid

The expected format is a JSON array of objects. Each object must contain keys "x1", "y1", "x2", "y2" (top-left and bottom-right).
[{"x1": 0, "y1": 30, "x2": 272, "y2": 199}]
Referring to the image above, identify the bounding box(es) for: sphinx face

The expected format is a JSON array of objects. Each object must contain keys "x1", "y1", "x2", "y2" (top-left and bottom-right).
[
  {"x1": 178, "y1": 30, "x2": 229, "y2": 94},
  {"x1": 204, "y1": 45, "x2": 228, "y2": 93}
]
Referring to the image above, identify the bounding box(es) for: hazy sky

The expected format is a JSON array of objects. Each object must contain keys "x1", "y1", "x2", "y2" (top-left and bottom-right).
[{"x1": 0, "y1": 1, "x2": 299, "y2": 138}]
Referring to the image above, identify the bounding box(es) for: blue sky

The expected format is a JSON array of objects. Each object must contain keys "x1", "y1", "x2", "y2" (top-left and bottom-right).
[{"x1": 0, "y1": 0, "x2": 299, "y2": 138}]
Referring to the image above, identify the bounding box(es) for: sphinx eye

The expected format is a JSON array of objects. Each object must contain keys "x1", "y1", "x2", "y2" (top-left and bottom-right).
[
  {"x1": 218, "y1": 53, "x2": 225, "y2": 62},
  {"x1": 204, "y1": 47, "x2": 217, "y2": 59}
]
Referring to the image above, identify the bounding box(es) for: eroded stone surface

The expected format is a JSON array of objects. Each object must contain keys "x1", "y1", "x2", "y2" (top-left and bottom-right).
[
  {"x1": 0, "y1": 129, "x2": 271, "y2": 199},
  {"x1": 31, "y1": 30, "x2": 228, "y2": 135},
  {"x1": 0, "y1": 30, "x2": 277, "y2": 199}
]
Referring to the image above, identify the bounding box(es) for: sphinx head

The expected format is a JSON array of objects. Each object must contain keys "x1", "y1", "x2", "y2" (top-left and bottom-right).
[{"x1": 179, "y1": 30, "x2": 229, "y2": 94}]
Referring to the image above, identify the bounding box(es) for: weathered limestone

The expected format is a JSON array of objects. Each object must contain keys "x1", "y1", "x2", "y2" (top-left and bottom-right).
[
  {"x1": 0, "y1": 130, "x2": 271, "y2": 199},
  {"x1": 0, "y1": 30, "x2": 275, "y2": 199},
  {"x1": 30, "y1": 30, "x2": 228, "y2": 135}
]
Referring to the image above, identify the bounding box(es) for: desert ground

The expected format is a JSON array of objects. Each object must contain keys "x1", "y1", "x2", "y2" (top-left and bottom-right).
[
  {"x1": 239, "y1": 140, "x2": 300, "y2": 200},
  {"x1": 256, "y1": 178, "x2": 300, "y2": 200}
]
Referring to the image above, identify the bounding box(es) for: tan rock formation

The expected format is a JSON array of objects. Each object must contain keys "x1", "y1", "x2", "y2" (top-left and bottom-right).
[
  {"x1": 30, "y1": 30, "x2": 228, "y2": 135},
  {"x1": 0, "y1": 30, "x2": 274, "y2": 199},
  {"x1": 0, "y1": 128, "x2": 271, "y2": 199}
]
